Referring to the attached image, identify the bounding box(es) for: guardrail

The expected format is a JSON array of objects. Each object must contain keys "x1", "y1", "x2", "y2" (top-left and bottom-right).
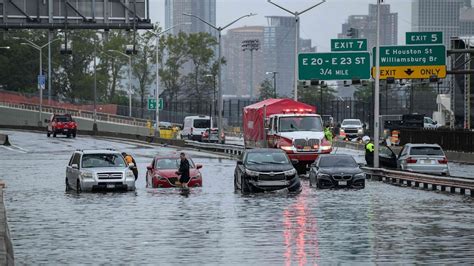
[
  {"x1": 184, "y1": 140, "x2": 245, "y2": 156},
  {"x1": 0, "y1": 101, "x2": 148, "y2": 127},
  {"x1": 364, "y1": 167, "x2": 474, "y2": 196}
]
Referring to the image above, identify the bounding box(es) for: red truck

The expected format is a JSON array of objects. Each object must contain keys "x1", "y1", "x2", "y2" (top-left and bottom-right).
[{"x1": 243, "y1": 98, "x2": 332, "y2": 173}]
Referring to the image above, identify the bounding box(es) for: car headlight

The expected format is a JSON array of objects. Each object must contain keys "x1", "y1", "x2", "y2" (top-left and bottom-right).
[
  {"x1": 320, "y1": 145, "x2": 332, "y2": 151},
  {"x1": 81, "y1": 172, "x2": 94, "y2": 180},
  {"x1": 354, "y1": 173, "x2": 366, "y2": 179},
  {"x1": 280, "y1": 145, "x2": 294, "y2": 151},
  {"x1": 283, "y1": 168, "x2": 297, "y2": 176},
  {"x1": 358, "y1": 128, "x2": 363, "y2": 133},
  {"x1": 126, "y1": 171, "x2": 135, "y2": 178},
  {"x1": 245, "y1": 169, "x2": 259, "y2": 177},
  {"x1": 340, "y1": 128, "x2": 345, "y2": 132},
  {"x1": 317, "y1": 173, "x2": 330, "y2": 178}
]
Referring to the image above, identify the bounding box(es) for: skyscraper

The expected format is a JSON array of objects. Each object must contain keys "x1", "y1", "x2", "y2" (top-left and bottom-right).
[
  {"x1": 222, "y1": 26, "x2": 265, "y2": 98},
  {"x1": 412, "y1": 0, "x2": 468, "y2": 46},
  {"x1": 338, "y1": 4, "x2": 397, "y2": 50},
  {"x1": 165, "y1": 0, "x2": 216, "y2": 36}
]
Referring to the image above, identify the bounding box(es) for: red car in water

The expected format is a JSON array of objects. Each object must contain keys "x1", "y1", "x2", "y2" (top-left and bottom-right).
[
  {"x1": 146, "y1": 156, "x2": 203, "y2": 188},
  {"x1": 46, "y1": 114, "x2": 77, "y2": 138}
]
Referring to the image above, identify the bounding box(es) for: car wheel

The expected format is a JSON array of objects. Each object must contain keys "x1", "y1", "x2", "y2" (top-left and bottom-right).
[
  {"x1": 76, "y1": 180, "x2": 82, "y2": 193},
  {"x1": 66, "y1": 133, "x2": 71, "y2": 138},
  {"x1": 316, "y1": 179, "x2": 323, "y2": 189},
  {"x1": 72, "y1": 132, "x2": 76, "y2": 138},
  {"x1": 65, "y1": 178, "x2": 71, "y2": 191},
  {"x1": 241, "y1": 177, "x2": 251, "y2": 194}
]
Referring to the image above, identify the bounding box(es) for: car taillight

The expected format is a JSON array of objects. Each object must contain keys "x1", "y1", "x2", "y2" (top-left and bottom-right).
[
  {"x1": 203, "y1": 131, "x2": 209, "y2": 137},
  {"x1": 406, "y1": 157, "x2": 417, "y2": 164},
  {"x1": 438, "y1": 157, "x2": 448, "y2": 164}
]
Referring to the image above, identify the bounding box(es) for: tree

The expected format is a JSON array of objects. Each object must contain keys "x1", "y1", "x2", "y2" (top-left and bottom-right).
[
  {"x1": 258, "y1": 79, "x2": 276, "y2": 100},
  {"x1": 298, "y1": 83, "x2": 336, "y2": 112}
]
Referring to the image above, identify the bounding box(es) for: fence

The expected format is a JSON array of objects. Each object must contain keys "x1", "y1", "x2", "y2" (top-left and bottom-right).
[{"x1": 399, "y1": 128, "x2": 474, "y2": 152}]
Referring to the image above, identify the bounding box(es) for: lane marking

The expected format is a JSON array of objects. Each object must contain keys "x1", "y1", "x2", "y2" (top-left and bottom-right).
[{"x1": 0, "y1": 145, "x2": 27, "y2": 154}]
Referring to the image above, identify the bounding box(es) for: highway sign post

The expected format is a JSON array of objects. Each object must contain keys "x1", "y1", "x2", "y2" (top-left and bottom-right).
[
  {"x1": 147, "y1": 98, "x2": 163, "y2": 111},
  {"x1": 406, "y1": 32, "x2": 443, "y2": 45},
  {"x1": 299, "y1": 52, "x2": 370, "y2": 80},
  {"x1": 372, "y1": 45, "x2": 446, "y2": 79},
  {"x1": 331, "y1": 39, "x2": 367, "y2": 52}
]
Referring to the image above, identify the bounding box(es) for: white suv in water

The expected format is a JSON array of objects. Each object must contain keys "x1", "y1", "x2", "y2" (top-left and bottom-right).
[
  {"x1": 340, "y1": 119, "x2": 364, "y2": 138},
  {"x1": 65, "y1": 149, "x2": 136, "y2": 192}
]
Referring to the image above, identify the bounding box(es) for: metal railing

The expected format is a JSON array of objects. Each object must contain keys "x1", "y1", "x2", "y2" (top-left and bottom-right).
[
  {"x1": 184, "y1": 140, "x2": 245, "y2": 156},
  {"x1": 0, "y1": 101, "x2": 149, "y2": 127}
]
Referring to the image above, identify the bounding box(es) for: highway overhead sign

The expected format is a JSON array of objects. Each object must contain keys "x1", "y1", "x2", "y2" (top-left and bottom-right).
[
  {"x1": 148, "y1": 98, "x2": 163, "y2": 111},
  {"x1": 372, "y1": 45, "x2": 446, "y2": 79},
  {"x1": 331, "y1": 39, "x2": 367, "y2": 52},
  {"x1": 406, "y1": 32, "x2": 443, "y2": 45},
  {"x1": 299, "y1": 52, "x2": 370, "y2": 80}
]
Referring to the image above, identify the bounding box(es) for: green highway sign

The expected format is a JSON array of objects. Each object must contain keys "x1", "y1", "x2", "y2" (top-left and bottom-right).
[
  {"x1": 373, "y1": 45, "x2": 446, "y2": 66},
  {"x1": 299, "y1": 52, "x2": 370, "y2": 80},
  {"x1": 331, "y1": 38, "x2": 367, "y2": 51},
  {"x1": 147, "y1": 98, "x2": 163, "y2": 111},
  {"x1": 406, "y1": 31, "x2": 443, "y2": 45}
]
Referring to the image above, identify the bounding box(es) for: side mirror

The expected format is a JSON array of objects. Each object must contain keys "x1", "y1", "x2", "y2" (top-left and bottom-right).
[
  {"x1": 71, "y1": 164, "x2": 79, "y2": 169},
  {"x1": 146, "y1": 165, "x2": 153, "y2": 171},
  {"x1": 196, "y1": 164, "x2": 203, "y2": 169},
  {"x1": 291, "y1": 159, "x2": 299, "y2": 165},
  {"x1": 237, "y1": 160, "x2": 243, "y2": 165}
]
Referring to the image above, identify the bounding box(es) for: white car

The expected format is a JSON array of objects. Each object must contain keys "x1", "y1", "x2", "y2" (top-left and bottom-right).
[
  {"x1": 397, "y1": 143, "x2": 450, "y2": 176},
  {"x1": 66, "y1": 149, "x2": 136, "y2": 192},
  {"x1": 340, "y1": 119, "x2": 364, "y2": 138}
]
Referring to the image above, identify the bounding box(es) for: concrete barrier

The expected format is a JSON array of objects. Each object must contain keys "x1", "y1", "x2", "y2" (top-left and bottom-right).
[
  {"x1": 0, "y1": 188, "x2": 14, "y2": 265},
  {"x1": 0, "y1": 134, "x2": 10, "y2": 146}
]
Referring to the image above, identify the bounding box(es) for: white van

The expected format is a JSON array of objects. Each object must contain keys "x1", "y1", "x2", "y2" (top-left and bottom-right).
[{"x1": 181, "y1": 115, "x2": 211, "y2": 141}]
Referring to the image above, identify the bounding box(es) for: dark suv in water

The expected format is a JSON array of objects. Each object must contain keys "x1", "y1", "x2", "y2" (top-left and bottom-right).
[
  {"x1": 309, "y1": 154, "x2": 366, "y2": 189},
  {"x1": 234, "y1": 149, "x2": 301, "y2": 193}
]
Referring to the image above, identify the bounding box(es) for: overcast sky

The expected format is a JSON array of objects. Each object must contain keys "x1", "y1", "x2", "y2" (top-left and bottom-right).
[{"x1": 148, "y1": 0, "x2": 412, "y2": 52}]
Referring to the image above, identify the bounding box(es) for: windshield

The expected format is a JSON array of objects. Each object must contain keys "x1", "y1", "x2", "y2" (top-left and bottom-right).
[
  {"x1": 319, "y1": 156, "x2": 357, "y2": 168},
  {"x1": 81, "y1": 154, "x2": 126, "y2": 168},
  {"x1": 342, "y1": 120, "x2": 361, "y2": 126},
  {"x1": 279, "y1": 116, "x2": 323, "y2": 132},
  {"x1": 155, "y1": 158, "x2": 195, "y2": 169},
  {"x1": 193, "y1": 119, "x2": 210, "y2": 128},
  {"x1": 56, "y1": 116, "x2": 72, "y2": 122},
  {"x1": 410, "y1": 147, "x2": 444, "y2": 156},
  {"x1": 245, "y1": 152, "x2": 290, "y2": 165}
]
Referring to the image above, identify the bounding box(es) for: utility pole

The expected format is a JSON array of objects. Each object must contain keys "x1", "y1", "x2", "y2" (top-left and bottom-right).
[
  {"x1": 373, "y1": 0, "x2": 382, "y2": 168},
  {"x1": 267, "y1": 0, "x2": 326, "y2": 101}
]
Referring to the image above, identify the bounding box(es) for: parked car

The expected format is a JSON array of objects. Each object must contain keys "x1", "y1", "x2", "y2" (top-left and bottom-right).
[
  {"x1": 65, "y1": 149, "x2": 136, "y2": 192},
  {"x1": 234, "y1": 149, "x2": 301, "y2": 193},
  {"x1": 181, "y1": 115, "x2": 211, "y2": 141},
  {"x1": 202, "y1": 128, "x2": 225, "y2": 144},
  {"x1": 397, "y1": 143, "x2": 450, "y2": 176},
  {"x1": 309, "y1": 154, "x2": 366, "y2": 189},
  {"x1": 46, "y1": 114, "x2": 77, "y2": 138},
  {"x1": 340, "y1": 119, "x2": 364, "y2": 138},
  {"x1": 146, "y1": 156, "x2": 203, "y2": 188}
]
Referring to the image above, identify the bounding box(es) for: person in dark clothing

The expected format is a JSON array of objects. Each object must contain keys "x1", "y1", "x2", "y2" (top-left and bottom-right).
[
  {"x1": 363, "y1": 136, "x2": 374, "y2": 167},
  {"x1": 176, "y1": 152, "x2": 190, "y2": 189}
]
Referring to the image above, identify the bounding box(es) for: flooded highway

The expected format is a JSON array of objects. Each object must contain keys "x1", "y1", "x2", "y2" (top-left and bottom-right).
[{"x1": 1, "y1": 130, "x2": 474, "y2": 264}]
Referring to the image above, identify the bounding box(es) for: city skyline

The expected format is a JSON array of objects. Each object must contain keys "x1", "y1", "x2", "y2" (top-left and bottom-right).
[{"x1": 150, "y1": 0, "x2": 412, "y2": 52}]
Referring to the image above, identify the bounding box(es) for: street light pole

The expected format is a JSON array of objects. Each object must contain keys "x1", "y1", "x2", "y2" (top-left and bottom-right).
[
  {"x1": 266, "y1": 71, "x2": 278, "y2": 98},
  {"x1": 108, "y1": 49, "x2": 133, "y2": 117},
  {"x1": 183, "y1": 12, "x2": 256, "y2": 143},
  {"x1": 373, "y1": 0, "x2": 382, "y2": 168},
  {"x1": 148, "y1": 23, "x2": 190, "y2": 138},
  {"x1": 267, "y1": 0, "x2": 326, "y2": 101},
  {"x1": 15, "y1": 37, "x2": 61, "y2": 126}
]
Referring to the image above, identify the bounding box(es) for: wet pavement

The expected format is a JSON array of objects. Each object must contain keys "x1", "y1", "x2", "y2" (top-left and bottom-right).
[{"x1": 1, "y1": 130, "x2": 474, "y2": 264}]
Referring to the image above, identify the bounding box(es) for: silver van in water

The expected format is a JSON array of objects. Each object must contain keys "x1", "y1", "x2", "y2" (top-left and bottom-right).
[{"x1": 66, "y1": 149, "x2": 136, "y2": 192}]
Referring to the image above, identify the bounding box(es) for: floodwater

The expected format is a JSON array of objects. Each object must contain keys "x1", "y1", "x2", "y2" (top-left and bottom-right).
[{"x1": 1, "y1": 130, "x2": 473, "y2": 264}]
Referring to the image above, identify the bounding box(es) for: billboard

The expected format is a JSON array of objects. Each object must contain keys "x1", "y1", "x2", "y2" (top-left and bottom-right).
[{"x1": 0, "y1": 0, "x2": 152, "y2": 30}]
